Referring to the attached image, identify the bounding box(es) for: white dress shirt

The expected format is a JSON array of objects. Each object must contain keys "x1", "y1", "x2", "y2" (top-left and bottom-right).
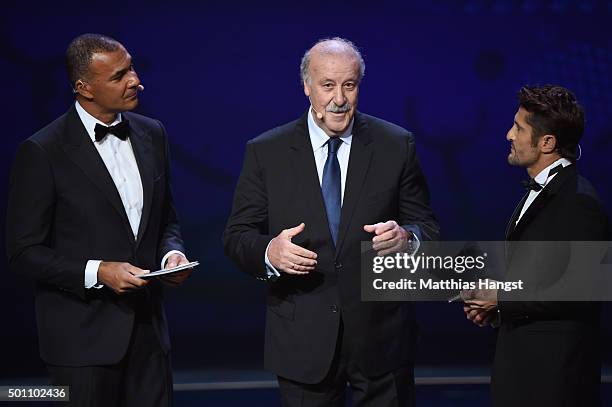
[
  {"x1": 307, "y1": 108, "x2": 353, "y2": 206},
  {"x1": 516, "y1": 157, "x2": 572, "y2": 224},
  {"x1": 75, "y1": 102, "x2": 182, "y2": 288}
]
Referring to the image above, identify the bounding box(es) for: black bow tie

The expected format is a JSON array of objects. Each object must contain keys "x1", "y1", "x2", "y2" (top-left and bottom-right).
[
  {"x1": 521, "y1": 164, "x2": 563, "y2": 192},
  {"x1": 94, "y1": 120, "x2": 130, "y2": 142},
  {"x1": 521, "y1": 178, "x2": 543, "y2": 191}
]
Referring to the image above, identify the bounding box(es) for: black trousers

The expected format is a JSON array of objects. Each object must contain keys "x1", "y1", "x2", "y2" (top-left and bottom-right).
[
  {"x1": 278, "y1": 320, "x2": 415, "y2": 407},
  {"x1": 47, "y1": 316, "x2": 172, "y2": 407}
]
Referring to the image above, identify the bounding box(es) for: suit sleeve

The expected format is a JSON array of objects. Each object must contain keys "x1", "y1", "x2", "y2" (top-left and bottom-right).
[
  {"x1": 6, "y1": 140, "x2": 87, "y2": 299},
  {"x1": 222, "y1": 140, "x2": 272, "y2": 279},
  {"x1": 498, "y1": 193, "x2": 610, "y2": 322},
  {"x1": 155, "y1": 121, "x2": 185, "y2": 262},
  {"x1": 398, "y1": 134, "x2": 440, "y2": 241}
]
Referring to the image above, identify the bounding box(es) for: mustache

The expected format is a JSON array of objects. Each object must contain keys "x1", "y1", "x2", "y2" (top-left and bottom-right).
[{"x1": 326, "y1": 101, "x2": 352, "y2": 113}]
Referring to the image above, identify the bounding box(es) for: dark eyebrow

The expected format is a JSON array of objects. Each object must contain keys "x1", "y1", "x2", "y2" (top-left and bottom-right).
[
  {"x1": 110, "y1": 60, "x2": 133, "y2": 80},
  {"x1": 111, "y1": 68, "x2": 128, "y2": 79}
]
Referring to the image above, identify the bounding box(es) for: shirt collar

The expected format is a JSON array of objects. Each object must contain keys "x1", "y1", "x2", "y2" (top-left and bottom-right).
[
  {"x1": 75, "y1": 101, "x2": 123, "y2": 143},
  {"x1": 533, "y1": 157, "x2": 572, "y2": 184},
  {"x1": 307, "y1": 108, "x2": 353, "y2": 152}
]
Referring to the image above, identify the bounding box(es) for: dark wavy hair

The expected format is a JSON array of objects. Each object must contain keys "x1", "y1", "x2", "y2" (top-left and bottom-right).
[
  {"x1": 518, "y1": 85, "x2": 584, "y2": 162},
  {"x1": 65, "y1": 33, "x2": 121, "y2": 90}
]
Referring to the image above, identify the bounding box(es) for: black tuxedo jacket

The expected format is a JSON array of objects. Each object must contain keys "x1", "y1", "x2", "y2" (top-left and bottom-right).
[
  {"x1": 6, "y1": 105, "x2": 184, "y2": 366},
  {"x1": 492, "y1": 165, "x2": 610, "y2": 407},
  {"x1": 223, "y1": 111, "x2": 439, "y2": 383}
]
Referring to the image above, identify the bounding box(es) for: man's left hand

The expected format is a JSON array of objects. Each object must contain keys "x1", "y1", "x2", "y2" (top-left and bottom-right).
[
  {"x1": 461, "y1": 286, "x2": 498, "y2": 303},
  {"x1": 363, "y1": 220, "x2": 410, "y2": 256},
  {"x1": 161, "y1": 253, "x2": 192, "y2": 286}
]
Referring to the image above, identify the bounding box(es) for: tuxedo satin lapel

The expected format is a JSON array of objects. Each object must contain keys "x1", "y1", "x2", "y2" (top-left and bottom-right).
[
  {"x1": 506, "y1": 192, "x2": 529, "y2": 239},
  {"x1": 290, "y1": 115, "x2": 332, "y2": 244},
  {"x1": 335, "y1": 114, "x2": 373, "y2": 258},
  {"x1": 510, "y1": 191, "x2": 551, "y2": 239},
  {"x1": 508, "y1": 165, "x2": 576, "y2": 240},
  {"x1": 127, "y1": 117, "x2": 154, "y2": 247},
  {"x1": 60, "y1": 107, "x2": 134, "y2": 239}
]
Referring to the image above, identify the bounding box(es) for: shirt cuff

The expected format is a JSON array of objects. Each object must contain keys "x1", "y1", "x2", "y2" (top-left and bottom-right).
[
  {"x1": 264, "y1": 241, "x2": 281, "y2": 279},
  {"x1": 161, "y1": 250, "x2": 186, "y2": 269},
  {"x1": 84, "y1": 260, "x2": 103, "y2": 289}
]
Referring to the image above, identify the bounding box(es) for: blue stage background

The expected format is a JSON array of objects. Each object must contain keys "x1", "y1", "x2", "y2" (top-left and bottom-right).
[{"x1": 2, "y1": 0, "x2": 611, "y2": 383}]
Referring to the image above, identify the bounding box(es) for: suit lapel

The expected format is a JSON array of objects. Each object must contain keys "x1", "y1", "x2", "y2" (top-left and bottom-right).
[
  {"x1": 508, "y1": 165, "x2": 576, "y2": 240},
  {"x1": 510, "y1": 191, "x2": 551, "y2": 239},
  {"x1": 60, "y1": 106, "x2": 134, "y2": 240},
  {"x1": 335, "y1": 113, "x2": 373, "y2": 258},
  {"x1": 290, "y1": 112, "x2": 374, "y2": 255},
  {"x1": 505, "y1": 192, "x2": 529, "y2": 239},
  {"x1": 125, "y1": 113, "x2": 155, "y2": 247},
  {"x1": 289, "y1": 114, "x2": 332, "y2": 243}
]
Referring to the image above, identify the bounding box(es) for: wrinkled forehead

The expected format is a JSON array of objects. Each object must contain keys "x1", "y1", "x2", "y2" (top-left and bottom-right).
[{"x1": 308, "y1": 50, "x2": 360, "y2": 78}]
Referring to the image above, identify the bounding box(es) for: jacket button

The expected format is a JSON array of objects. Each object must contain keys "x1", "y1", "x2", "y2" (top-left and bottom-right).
[
  {"x1": 334, "y1": 262, "x2": 343, "y2": 270},
  {"x1": 330, "y1": 305, "x2": 338, "y2": 313}
]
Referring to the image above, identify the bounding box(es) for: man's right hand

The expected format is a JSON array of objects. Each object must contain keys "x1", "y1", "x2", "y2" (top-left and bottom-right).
[
  {"x1": 268, "y1": 223, "x2": 317, "y2": 275},
  {"x1": 464, "y1": 302, "x2": 496, "y2": 327},
  {"x1": 97, "y1": 262, "x2": 150, "y2": 295}
]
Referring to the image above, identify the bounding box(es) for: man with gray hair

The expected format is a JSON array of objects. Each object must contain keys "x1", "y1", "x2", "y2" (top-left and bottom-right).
[{"x1": 224, "y1": 37, "x2": 438, "y2": 406}]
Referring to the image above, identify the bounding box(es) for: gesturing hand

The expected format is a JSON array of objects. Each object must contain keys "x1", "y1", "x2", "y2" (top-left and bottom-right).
[
  {"x1": 98, "y1": 262, "x2": 149, "y2": 295},
  {"x1": 363, "y1": 220, "x2": 409, "y2": 256},
  {"x1": 268, "y1": 223, "x2": 318, "y2": 275}
]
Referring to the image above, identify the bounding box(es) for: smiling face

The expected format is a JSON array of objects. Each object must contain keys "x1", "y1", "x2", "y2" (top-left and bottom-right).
[
  {"x1": 303, "y1": 48, "x2": 360, "y2": 136},
  {"x1": 75, "y1": 45, "x2": 141, "y2": 124}
]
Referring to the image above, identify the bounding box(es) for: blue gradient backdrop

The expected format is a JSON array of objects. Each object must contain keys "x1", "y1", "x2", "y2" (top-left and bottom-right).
[{"x1": 2, "y1": 0, "x2": 611, "y2": 380}]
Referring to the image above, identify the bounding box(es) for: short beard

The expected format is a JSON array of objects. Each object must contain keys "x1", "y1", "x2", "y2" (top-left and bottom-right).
[{"x1": 507, "y1": 154, "x2": 520, "y2": 166}]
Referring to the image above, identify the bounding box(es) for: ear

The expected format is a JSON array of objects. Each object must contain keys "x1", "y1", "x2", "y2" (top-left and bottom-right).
[
  {"x1": 74, "y1": 80, "x2": 94, "y2": 100},
  {"x1": 539, "y1": 134, "x2": 557, "y2": 153},
  {"x1": 303, "y1": 80, "x2": 311, "y2": 97}
]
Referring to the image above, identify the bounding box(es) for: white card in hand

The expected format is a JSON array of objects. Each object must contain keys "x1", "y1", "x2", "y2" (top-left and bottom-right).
[{"x1": 137, "y1": 261, "x2": 199, "y2": 279}]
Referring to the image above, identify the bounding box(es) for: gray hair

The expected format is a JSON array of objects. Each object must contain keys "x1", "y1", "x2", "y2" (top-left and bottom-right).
[{"x1": 300, "y1": 37, "x2": 365, "y2": 85}]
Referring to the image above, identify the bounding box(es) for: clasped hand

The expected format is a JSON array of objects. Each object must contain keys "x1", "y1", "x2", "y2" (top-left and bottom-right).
[{"x1": 461, "y1": 285, "x2": 498, "y2": 327}]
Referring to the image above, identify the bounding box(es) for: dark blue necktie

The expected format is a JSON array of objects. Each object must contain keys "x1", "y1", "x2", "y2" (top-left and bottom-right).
[{"x1": 322, "y1": 137, "x2": 342, "y2": 246}]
